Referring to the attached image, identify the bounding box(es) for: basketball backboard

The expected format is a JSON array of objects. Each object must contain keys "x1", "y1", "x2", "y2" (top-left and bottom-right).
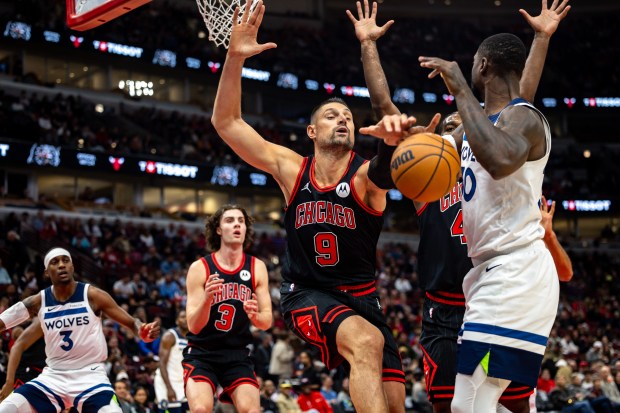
[{"x1": 66, "y1": 0, "x2": 152, "y2": 31}]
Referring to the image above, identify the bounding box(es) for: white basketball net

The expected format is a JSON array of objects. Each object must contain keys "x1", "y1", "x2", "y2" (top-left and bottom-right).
[{"x1": 195, "y1": 0, "x2": 260, "y2": 49}]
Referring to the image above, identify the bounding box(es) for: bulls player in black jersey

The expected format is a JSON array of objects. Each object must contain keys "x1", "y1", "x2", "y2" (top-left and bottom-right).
[
  {"x1": 349, "y1": 1, "x2": 571, "y2": 412},
  {"x1": 184, "y1": 205, "x2": 272, "y2": 413},
  {"x1": 211, "y1": 3, "x2": 439, "y2": 412}
]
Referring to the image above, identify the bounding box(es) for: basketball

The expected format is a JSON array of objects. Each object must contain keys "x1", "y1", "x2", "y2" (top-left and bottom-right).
[{"x1": 390, "y1": 133, "x2": 461, "y2": 202}]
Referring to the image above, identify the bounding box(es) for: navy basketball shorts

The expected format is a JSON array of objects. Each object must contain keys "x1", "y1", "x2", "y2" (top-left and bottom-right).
[
  {"x1": 182, "y1": 346, "x2": 258, "y2": 404},
  {"x1": 280, "y1": 282, "x2": 404, "y2": 383},
  {"x1": 420, "y1": 294, "x2": 533, "y2": 403}
]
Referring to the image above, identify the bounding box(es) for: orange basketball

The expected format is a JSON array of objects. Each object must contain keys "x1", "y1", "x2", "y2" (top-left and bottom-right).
[{"x1": 390, "y1": 132, "x2": 461, "y2": 202}]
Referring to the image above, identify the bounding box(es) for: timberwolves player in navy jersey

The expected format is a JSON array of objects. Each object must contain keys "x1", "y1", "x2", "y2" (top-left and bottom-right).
[
  {"x1": 352, "y1": 1, "x2": 571, "y2": 412},
  {"x1": 183, "y1": 205, "x2": 272, "y2": 413},
  {"x1": 0, "y1": 247, "x2": 160, "y2": 413},
  {"x1": 211, "y1": 3, "x2": 439, "y2": 412}
]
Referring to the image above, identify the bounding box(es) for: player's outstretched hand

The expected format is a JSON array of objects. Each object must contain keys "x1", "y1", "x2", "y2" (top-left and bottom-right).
[
  {"x1": 243, "y1": 293, "x2": 259, "y2": 320},
  {"x1": 347, "y1": 0, "x2": 394, "y2": 43},
  {"x1": 520, "y1": 0, "x2": 571, "y2": 38},
  {"x1": 229, "y1": 0, "x2": 277, "y2": 59},
  {"x1": 540, "y1": 195, "x2": 555, "y2": 238},
  {"x1": 139, "y1": 319, "x2": 161, "y2": 343},
  {"x1": 419, "y1": 56, "x2": 469, "y2": 98},
  {"x1": 359, "y1": 114, "x2": 418, "y2": 146}
]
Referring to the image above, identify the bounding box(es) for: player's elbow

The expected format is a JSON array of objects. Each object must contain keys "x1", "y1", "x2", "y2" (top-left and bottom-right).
[{"x1": 559, "y1": 266, "x2": 574, "y2": 282}]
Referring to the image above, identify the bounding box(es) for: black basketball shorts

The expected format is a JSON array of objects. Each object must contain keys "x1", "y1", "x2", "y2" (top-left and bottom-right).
[
  {"x1": 182, "y1": 346, "x2": 258, "y2": 404},
  {"x1": 280, "y1": 281, "x2": 404, "y2": 383}
]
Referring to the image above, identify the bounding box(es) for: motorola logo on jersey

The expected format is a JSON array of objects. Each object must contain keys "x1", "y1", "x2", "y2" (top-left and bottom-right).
[
  {"x1": 295, "y1": 201, "x2": 356, "y2": 229},
  {"x1": 336, "y1": 183, "x2": 350, "y2": 198},
  {"x1": 240, "y1": 270, "x2": 251, "y2": 282}
]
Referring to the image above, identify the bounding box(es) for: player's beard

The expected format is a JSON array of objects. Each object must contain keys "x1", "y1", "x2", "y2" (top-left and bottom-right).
[{"x1": 319, "y1": 130, "x2": 353, "y2": 156}]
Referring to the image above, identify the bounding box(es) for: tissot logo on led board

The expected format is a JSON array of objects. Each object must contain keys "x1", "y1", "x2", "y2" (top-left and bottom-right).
[{"x1": 138, "y1": 161, "x2": 198, "y2": 179}]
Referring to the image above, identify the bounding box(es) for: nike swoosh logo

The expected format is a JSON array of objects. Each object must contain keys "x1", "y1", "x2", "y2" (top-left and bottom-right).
[
  {"x1": 90, "y1": 366, "x2": 99, "y2": 370},
  {"x1": 486, "y1": 264, "x2": 502, "y2": 272},
  {"x1": 47, "y1": 306, "x2": 60, "y2": 312}
]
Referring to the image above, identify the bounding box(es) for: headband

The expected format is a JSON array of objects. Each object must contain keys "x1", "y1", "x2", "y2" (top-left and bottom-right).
[{"x1": 44, "y1": 248, "x2": 72, "y2": 269}]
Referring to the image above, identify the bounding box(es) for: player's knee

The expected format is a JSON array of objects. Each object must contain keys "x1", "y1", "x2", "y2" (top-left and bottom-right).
[{"x1": 0, "y1": 393, "x2": 34, "y2": 413}]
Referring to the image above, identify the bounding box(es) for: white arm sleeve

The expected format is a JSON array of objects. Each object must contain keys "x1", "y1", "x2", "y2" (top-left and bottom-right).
[{"x1": 0, "y1": 302, "x2": 31, "y2": 329}]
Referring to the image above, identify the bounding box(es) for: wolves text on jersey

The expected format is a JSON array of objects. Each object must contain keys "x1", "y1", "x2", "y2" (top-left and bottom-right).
[
  {"x1": 440, "y1": 182, "x2": 463, "y2": 212},
  {"x1": 295, "y1": 201, "x2": 356, "y2": 230},
  {"x1": 44, "y1": 315, "x2": 90, "y2": 330},
  {"x1": 212, "y1": 282, "x2": 253, "y2": 305}
]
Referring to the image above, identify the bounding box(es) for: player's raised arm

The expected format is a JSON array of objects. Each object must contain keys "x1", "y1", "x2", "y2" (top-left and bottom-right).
[
  {"x1": 243, "y1": 258, "x2": 272, "y2": 331},
  {"x1": 347, "y1": 0, "x2": 398, "y2": 119},
  {"x1": 211, "y1": 1, "x2": 302, "y2": 197},
  {"x1": 0, "y1": 318, "x2": 43, "y2": 401},
  {"x1": 89, "y1": 286, "x2": 160, "y2": 342},
  {"x1": 519, "y1": 0, "x2": 571, "y2": 102},
  {"x1": 540, "y1": 196, "x2": 573, "y2": 281}
]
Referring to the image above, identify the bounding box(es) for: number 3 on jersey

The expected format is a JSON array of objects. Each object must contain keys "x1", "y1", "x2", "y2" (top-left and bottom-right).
[
  {"x1": 450, "y1": 209, "x2": 467, "y2": 244},
  {"x1": 314, "y1": 232, "x2": 339, "y2": 266},
  {"x1": 214, "y1": 303, "x2": 236, "y2": 332}
]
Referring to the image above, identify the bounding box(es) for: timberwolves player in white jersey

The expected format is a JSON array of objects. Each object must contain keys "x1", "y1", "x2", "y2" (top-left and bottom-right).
[
  {"x1": 154, "y1": 310, "x2": 188, "y2": 413},
  {"x1": 416, "y1": 33, "x2": 560, "y2": 412},
  {"x1": 0, "y1": 248, "x2": 160, "y2": 413}
]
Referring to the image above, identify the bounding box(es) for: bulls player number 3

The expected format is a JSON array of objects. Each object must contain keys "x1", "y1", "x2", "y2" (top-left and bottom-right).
[
  {"x1": 214, "y1": 303, "x2": 236, "y2": 332},
  {"x1": 314, "y1": 232, "x2": 339, "y2": 266}
]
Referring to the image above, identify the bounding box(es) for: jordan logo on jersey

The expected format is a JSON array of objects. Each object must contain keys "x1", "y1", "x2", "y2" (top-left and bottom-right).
[{"x1": 301, "y1": 182, "x2": 311, "y2": 193}]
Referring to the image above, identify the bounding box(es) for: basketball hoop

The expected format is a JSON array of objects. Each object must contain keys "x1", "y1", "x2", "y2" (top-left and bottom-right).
[
  {"x1": 195, "y1": 0, "x2": 260, "y2": 49},
  {"x1": 66, "y1": 0, "x2": 152, "y2": 31}
]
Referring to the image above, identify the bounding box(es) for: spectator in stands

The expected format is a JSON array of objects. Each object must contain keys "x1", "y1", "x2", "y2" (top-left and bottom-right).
[
  {"x1": 160, "y1": 254, "x2": 181, "y2": 275},
  {"x1": 599, "y1": 366, "x2": 620, "y2": 407},
  {"x1": 114, "y1": 379, "x2": 135, "y2": 413},
  {"x1": 296, "y1": 351, "x2": 322, "y2": 390},
  {"x1": 275, "y1": 380, "x2": 301, "y2": 413},
  {"x1": 4, "y1": 231, "x2": 29, "y2": 276},
  {"x1": 319, "y1": 375, "x2": 339, "y2": 411},
  {"x1": 269, "y1": 328, "x2": 295, "y2": 382},
  {"x1": 336, "y1": 378, "x2": 354, "y2": 413},
  {"x1": 296, "y1": 378, "x2": 332, "y2": 413},
  {"x1": 158, "y1": 272, "x2": 181, "y2": 300},
  {"x1": 255, "y1": 332, "x2": 274, "y2": 381},
  {"x1": 0, "y1": 258, "x2": 12, "y2": 285},
  {"x1": 549, "y1": 374, "x2": 595, "y2": 413},
  {"x1": 538, "y1": 368, "x2": 556, "y2": 394},
  {"x1": 259, "y1": 378, "x2": 279, "y2": 413},
  {"x1": 114, "y1": 273, "x2": 135, "y2": 303},
  {"x1": 132, "y1": 386, "x2": 152, "y2": 413}
]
